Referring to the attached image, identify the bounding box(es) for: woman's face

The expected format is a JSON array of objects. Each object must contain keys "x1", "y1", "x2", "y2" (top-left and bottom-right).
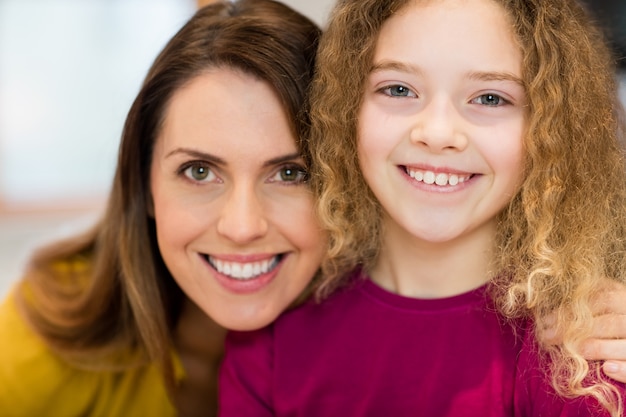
[{"x1": 150, "y1": 68, "x2": 326, "y2": 330}]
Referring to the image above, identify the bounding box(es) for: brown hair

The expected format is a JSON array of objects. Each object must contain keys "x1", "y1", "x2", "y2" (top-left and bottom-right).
[
  {"x1": 16, "y1": 0, "x2": 320, "y2": 397},
  {"x1": 309, "y1": 0, "x2": 626, "y2": 414}
]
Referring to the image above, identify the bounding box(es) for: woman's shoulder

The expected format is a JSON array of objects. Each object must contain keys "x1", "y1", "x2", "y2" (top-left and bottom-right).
[
  {"x1": 0, "y1": 290, "x2": 177, "y2": 417},
  {"x1": 0, "y1": 289, "x2": 92, "y2": 414}
]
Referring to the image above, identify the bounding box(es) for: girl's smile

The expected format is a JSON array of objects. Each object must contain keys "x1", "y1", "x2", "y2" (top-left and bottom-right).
[{"x1": 358, "y1": 0, "x2": 526, "y2": 296}]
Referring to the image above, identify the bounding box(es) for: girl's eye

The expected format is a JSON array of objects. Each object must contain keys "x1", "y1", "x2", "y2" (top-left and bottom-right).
[
  {"x1": 471, "y1": 93, "x2": 508, "y2": 107},
  {"x1": 380, "y1": 84, "x2": 416, "y2": 98},
  {"x1": 181, "y1": 162, "x2": 216, "y2": 183},
  {"x1": 271, "y1": 165, "x2": 308, "y2": 184}
]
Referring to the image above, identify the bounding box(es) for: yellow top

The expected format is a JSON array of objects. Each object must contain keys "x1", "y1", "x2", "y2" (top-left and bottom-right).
[{"x1": 0, "y1": 290, "x2": 178, "y2": 417}]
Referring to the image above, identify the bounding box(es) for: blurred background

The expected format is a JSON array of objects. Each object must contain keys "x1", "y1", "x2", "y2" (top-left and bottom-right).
[{"x1": 0, "y1": 0, "x2": 624, "y2": 297}]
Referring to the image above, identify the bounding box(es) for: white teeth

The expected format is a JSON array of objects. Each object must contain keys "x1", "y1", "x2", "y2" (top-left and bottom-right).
[
  {"x1": 435, "y1": 173, "x2": 448, "y2": 186},
  {"x1": 209, "y1": 256, "x2": 279, "y2": 280},
  {"x1": 408, "y1": 169, "x2": 469, "y2": 187}
]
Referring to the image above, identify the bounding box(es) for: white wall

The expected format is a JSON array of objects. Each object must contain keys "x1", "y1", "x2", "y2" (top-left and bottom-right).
[{"x1": 281, "y1": 0, "x2": 336, "y2": 26}]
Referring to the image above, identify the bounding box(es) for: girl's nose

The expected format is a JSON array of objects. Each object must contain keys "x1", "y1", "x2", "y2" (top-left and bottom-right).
[{"x1": 409, "y1": 97, "x2": 468, "y2": 153}]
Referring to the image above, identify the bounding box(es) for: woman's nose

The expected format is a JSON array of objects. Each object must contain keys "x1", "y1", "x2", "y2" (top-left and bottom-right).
[{"x1": 216, "y1": 185, "x2": 268, "y2": 244}]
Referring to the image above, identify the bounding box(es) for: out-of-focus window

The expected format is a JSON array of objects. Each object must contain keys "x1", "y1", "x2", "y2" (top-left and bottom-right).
[{"x1": 0, "y1": 0, "x2": 195, "y2": 211}]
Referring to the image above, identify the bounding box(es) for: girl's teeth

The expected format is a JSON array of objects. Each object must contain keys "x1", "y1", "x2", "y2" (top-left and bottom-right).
[
  {"x1": 408, "y1": 169, "x2": 468, "y2": 186},
  {"x1": 423, "y1": 171, "x2": 436, "y2": 184}
]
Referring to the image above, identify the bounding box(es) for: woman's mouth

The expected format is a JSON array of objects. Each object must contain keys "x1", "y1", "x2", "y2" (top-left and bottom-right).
[{"x1": 203, "y1": 254, "x2": 283, "y2": 280}]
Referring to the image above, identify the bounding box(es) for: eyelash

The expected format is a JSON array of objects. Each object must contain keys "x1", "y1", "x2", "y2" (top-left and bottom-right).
[
  {"x1": 470, "y1": 93, "x2": 511, "y2": 107},
  {"x1": 378, "y1": 84, "x2": 417, "y2": 98},
  {"x1": 177, "y1": 161, "x2": 217, "y2": 184},
  {"x1": 269, "y1": 164, "x2": 309, "y2": 185}
]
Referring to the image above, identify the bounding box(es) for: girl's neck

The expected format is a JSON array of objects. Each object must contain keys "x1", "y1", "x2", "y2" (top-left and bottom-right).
[{"x1": 369, "y1": 220, "x2": 496, "y2": 299}]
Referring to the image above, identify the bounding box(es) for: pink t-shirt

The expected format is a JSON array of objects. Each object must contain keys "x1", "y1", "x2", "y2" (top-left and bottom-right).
[{"x1": 219, "y1": 270, "x2": 623, "y2": 416}]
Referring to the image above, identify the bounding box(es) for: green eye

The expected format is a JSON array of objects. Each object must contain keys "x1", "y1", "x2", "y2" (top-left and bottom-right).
[
  {"x1": 190, "y1": 165, "x2": 209, "y2": 180},
  {"x1": 272, "y1": 165, "x2": 308, "y2": 184},
  {"x1": 280, "y1": 167, "x2": 299, "y2": 181},
  {"x1": 182, "y1": 163, "x2": 215, "y2": 182}
]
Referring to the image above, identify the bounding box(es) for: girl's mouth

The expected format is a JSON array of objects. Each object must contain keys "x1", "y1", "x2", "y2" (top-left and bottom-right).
[{"x1": 405, "y1": 167, "x2": 473, "y2": 187}]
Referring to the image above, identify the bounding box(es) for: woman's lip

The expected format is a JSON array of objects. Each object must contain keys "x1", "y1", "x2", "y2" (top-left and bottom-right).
[
  {"x1": 206, "y1": 253, "x2": 278, "y2": 263},
  {"x1": 200, "y1": 253, "x2": 285, "y2": 294}
]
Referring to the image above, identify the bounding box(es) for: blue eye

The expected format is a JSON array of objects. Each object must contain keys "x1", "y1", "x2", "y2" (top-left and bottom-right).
[
  {"x1": 472, "y1": 93, "x2": 507, "y2": 106},
  {"x1": 381, "y1": 84, "x2": 416, "y2": 98}
]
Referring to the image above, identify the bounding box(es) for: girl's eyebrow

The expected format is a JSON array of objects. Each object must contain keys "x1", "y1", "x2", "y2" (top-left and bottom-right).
[
  {"x1": 370, "y1": 60, "x2": 423, "y2": 76},
  {"x1": 467, "y1": 71, "x2": 524, "y2": 87},
  {"x1": 165, "y1": 148, "x2": 302, "y2": 167}
]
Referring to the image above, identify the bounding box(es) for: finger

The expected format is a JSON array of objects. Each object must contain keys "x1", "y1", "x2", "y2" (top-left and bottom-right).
[
  {"x1": 591, "y1": 282, "x2": 626, "y2": 315},
  {"x1": 588, "y1": 314, "x2": 626, "y2": 339},
  {"x1": 580, "y1": 339, "x2": 626, "y2": 361},
  {"x1": 602, "y1": 361, "x2": 626, "y2": 384}
]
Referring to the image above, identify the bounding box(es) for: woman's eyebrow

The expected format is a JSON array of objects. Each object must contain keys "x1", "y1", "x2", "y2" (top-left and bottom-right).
[
  {"x1": 263, "y1": 152, "x2": 302, "y2": 168},
  {"x1": 165, "y1": 148, "x2": 225, "y2": 164},
  {"x1": 165, "y1": 148, "x2": 301, "y2": 167}
]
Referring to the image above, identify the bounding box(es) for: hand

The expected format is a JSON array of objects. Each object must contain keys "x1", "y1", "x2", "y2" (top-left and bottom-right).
[
  {"x1": 581, "y1": 286, "x2": 626, "y2": 383},
  {"x1": 539, "y1": 282, "x2": 626, "y2": 383}
]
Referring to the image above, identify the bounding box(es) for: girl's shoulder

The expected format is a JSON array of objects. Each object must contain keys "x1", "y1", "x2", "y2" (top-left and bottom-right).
[{"x1": 0, "y1": 290, "x2": 176, "y2": 417}]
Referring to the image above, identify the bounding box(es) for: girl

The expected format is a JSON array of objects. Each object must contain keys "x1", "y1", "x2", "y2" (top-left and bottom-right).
[
  {"x1": 0, "y1": 1, "x2": 323, "y2": 416},
  {"x1": 219, "y1": 0, "x2": 626, "y2": 415}
]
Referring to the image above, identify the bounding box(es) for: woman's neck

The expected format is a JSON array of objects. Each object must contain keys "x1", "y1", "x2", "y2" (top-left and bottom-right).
[
  {"x1": 369, "y1": 220, "x2": 496, "y2": 299},
  {"x1": 172, "y1": 297, "x2": 227, "y2": 417}
]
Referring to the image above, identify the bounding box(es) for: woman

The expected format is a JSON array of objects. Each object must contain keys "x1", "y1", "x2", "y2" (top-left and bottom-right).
[{"x1": 0, "y1": 1, "x2": 322, "y2": 416}]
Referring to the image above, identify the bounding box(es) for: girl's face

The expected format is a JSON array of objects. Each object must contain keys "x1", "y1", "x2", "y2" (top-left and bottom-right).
[
  {"x1": 358, "y1": 0, "x2": 526, "y2": 247},
  {"x1": 150, "y1": 69, "x2": 326, "y2": 331}
]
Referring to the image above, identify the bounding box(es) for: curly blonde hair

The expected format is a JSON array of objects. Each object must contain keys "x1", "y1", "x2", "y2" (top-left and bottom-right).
[{"x1": 309, "y1": 0, "x2": 626, "y2": 414}]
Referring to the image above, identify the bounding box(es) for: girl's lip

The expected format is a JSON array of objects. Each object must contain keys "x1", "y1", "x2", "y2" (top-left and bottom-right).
[
  {"x1": 400, "y1": 165, "x2": 478, "y2": 191},
  {"x1": 401, "y1": 164, "x2": 474, "y2": 176}
]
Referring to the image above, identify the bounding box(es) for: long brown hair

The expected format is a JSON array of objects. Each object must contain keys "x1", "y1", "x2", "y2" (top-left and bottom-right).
[
  {"x1": 309, "y1": 0, "x2": 626, "y2": 414},
  {"x1": 16, "y1": 0, "x2": 320, "y2": 395}
]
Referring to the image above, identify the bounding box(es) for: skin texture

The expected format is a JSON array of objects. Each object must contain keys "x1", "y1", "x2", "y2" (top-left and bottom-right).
[
  {"x1": 151, "y1": 69, "x2": 326, "y2": 332},
  {"x1": 358, "y1": 0, "x2": 526, "y2": 299}
]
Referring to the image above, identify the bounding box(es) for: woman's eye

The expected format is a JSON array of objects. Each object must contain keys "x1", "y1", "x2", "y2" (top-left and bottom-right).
[
  {"x1": 472, "y1": 93, "x2": 508, "y2": 106},
  {"x1": 181, "y1": 163, "x2": 216, "y2": 182},
  {"x1": 381, "y1": 84, "x2": 416, "y2": 98},
  {"x1": 271, "y1": 165, "x2": 308, "y2": 184}
]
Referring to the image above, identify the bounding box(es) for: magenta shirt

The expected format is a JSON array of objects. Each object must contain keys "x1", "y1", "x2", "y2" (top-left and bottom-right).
[{"x1": 219, "y1": 270, "x2": 623, "y2": 416}]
